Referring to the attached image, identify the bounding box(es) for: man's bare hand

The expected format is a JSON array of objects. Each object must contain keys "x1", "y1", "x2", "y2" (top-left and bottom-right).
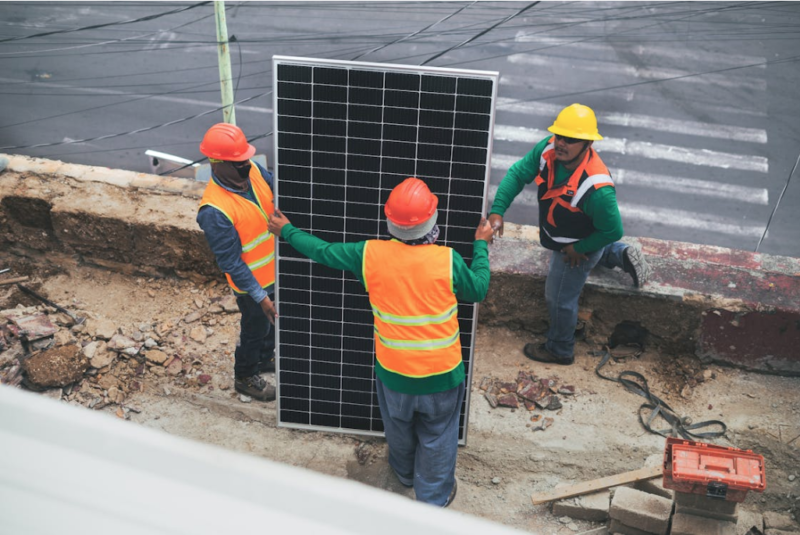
[
  {"x1": 561, "y1": 244, "x2": 588, "y2": 267},
  {"x1": 488, "y1": 213, "x2": 504, "y2": 237},
  {"x1": 474, "y1": 217, "x2": 494, "y2": 244},
  {"x1": 267, "y1": 208, "x2": 291, "y2": 237},
  {"x1": 259, "y1": 295, "x2": 278, "y2": 325}
]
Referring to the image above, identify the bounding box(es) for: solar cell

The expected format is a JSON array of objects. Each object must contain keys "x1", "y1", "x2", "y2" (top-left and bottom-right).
[{"x1": 273, "y1": 56, "x2": 497, "y2": 443}]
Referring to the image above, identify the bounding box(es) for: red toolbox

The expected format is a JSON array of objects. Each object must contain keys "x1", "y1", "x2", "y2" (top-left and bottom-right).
[{"x1": 663, "y1": 437, "x2": 766, "y2": 502}]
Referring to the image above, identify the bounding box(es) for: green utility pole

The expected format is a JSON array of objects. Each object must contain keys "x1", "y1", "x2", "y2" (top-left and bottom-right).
[{"x1": 214, "y1": 0, "x2": 236, "y2": 125}]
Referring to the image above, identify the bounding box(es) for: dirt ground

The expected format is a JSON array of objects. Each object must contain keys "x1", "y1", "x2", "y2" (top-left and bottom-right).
[{"x1": 1, "y1": 260, "x2": 799, "y2": 534}]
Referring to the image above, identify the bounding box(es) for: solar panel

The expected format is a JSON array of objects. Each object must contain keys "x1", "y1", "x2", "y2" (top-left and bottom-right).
[{"x1": 272, "y1": 56, "x2": 498, "y2": 444}]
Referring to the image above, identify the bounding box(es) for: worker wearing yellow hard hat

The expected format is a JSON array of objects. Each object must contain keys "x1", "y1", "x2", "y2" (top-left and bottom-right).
[{"x1": 488, "y1": 103, "x2": 650, "y2": 366}]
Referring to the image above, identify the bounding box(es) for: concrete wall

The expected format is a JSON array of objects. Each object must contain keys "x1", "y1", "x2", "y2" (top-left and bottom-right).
[{"x1": 1, "y1": 154, "x2": 799, "y2": 375}]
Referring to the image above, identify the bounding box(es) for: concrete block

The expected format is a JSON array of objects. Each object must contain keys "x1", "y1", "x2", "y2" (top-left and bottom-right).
[
  {"x1": 609, "y1": 519, "x2": 653, "y2": 535},
  {"x1": 575, "y1": 528, "x2": 608, "y2": 535},
  {"x1": 674, "y1": 492, "x2": 738, "y2": 522},
  {"x1": 634, "y1": 478, "x2": 675, "y2": 501},
  {"x1": 610, "y1": 487, "x2": 673, "y2": 535},
  {"x1": 764, "y1": 513, "x2": 797, "y2": 531},
  {"x1": 671, "y1": 512, "x2": 736, "y2": 535},
  {"x1": 735, "y1": 508, "x2": 763, "y2": 535},
  {"x1": 553, "y1": 489, "x2": 610, "y2": 522}
]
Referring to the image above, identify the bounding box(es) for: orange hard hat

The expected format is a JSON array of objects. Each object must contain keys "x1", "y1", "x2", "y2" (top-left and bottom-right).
[
  {"x1": 384, "y1": 177, "x2": 439, "y2": 240},
  {"x1": 199, "y1": 123, "x2": 256, "y2": 161}
]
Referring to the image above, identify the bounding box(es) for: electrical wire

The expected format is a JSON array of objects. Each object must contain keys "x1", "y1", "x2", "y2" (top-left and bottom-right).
[
  {"x1": 0, "y1": 2, "x2": 212, "y2": 43},
  {"x1": 420, "y1": 1, "x2": 540, "y2": 66},
  {"x1": 755, "y1": 150, "x2": 800, "y2": 252},
  {"x1": 350, "y1": 1, "x2": 477, "y2": 61},
  {"x1": 0, "y1": 6, "x2": 218, "y2": 56},
  {"x1": 0, "y1": 91, "x2": 272, "y2": 151}
]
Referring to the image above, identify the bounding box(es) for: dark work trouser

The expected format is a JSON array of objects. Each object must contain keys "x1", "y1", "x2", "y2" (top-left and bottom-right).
[{"x1": 233, "y1": 291, "x2": 275, "y2": 378}]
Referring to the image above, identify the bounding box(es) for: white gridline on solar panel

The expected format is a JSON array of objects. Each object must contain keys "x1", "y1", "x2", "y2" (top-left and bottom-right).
[
  {"x1": 278, "y1": 152, "x2": 488, "y2": 166},
  {"x1": 276, "y1": 105, "x2": 491, "y2": 123},
  {"x1": 277, "y1": 115, "x2": 490, "y2": 138},
  {"x1": 279, "y1": 330, "x2": 472, "y2": 350},
  {"x1": 276, "y1": 284, "x2": 478, "y2": 304},
  {"x1": 279, "y1": 369, "x2": 375, "y2": 385},
  {"x1": 277, "y1": 82, "x2": 492, "y2": 97},
  {"x1": 277, "y1": 188, "x2": 486, "y2": 207},
  {"x1": 278, "y1": 147, "x2": 487, "y2": 166},
  {"x1": 279, "y1": 210, "x2": 482, "y2": 232}
]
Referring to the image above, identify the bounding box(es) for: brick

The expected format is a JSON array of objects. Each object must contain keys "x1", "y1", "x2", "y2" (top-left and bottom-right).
[
  {"x1": 764, "y1": 512, "x2": 797, "y2": 531},
  {"x1": 610, "y1": 487, "x2": 673, "y2": 535},
  {"x1": 674, "y1": 492, "x2": 738, "y2": 522},
  {"x1": 609, "y1": 519, "x2": 653, "y2": 535},
  {"x1": 736, "y1": 508, "x2": 763, "y2": 535},
  {"x1": 671, "y1": 512, "x2": 736, "y2": 535},
  {"x1": 553, "y1": 489, "x2": 610, "y2": 522}
]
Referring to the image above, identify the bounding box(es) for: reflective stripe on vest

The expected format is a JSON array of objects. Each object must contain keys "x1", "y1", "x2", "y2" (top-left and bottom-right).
[
  {"x1": 363, "y1": 240, "x2": 462, "y2": 379},
  {"x1": 535, "y1": 137, "x2": 614, "y2": 245},
  {"x1": 198, "y1": 162, "x2": 275, "y2": 293}
]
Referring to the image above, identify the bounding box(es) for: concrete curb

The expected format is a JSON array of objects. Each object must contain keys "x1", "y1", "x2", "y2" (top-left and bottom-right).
[{"x1": 2, "y1": 154, "x2": 799, "y2": 372}]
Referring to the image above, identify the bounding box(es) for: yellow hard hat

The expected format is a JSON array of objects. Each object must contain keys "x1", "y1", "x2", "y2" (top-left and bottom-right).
[{"x1": 547, "y1": 103, "x2": 603, "y2": 141}]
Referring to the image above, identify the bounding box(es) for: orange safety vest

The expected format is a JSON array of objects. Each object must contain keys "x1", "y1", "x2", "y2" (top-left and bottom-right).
[
  {"x1": 362, "y1": 240, "x2": 462, "y2": 379},
  {"x1": 534, "y1": 136, "x2": 614, "y2": 251},
  {"x1": 198, "y1": 163, "x2": 275, "y2": 293}
]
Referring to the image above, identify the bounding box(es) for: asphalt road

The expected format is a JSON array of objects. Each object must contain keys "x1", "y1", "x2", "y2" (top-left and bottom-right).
[{"x1": 1, "y1": 1, "x2": 799, "y2": 257}]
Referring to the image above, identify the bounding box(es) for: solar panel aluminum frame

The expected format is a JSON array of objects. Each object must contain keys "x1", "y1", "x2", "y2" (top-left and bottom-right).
[{"x1": 272, "y1": 55, "x2": 498, "y2": 445}]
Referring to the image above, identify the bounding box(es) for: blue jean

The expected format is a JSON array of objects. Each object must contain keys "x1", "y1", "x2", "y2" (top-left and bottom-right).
[
  {"x1": 544, "y1": 241, "x2": 628, "y2": 358},
  {"x1": 234, "y1": 291, "x2": 275, "y2": 378},
  {"x1": 375, "y1": 377, "x2": 464, "y2": 506}
]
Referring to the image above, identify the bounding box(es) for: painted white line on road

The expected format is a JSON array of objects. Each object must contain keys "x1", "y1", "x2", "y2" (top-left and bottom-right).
[
  {"x1": 507, "y1": 54, "x2": 766, "y2": 92},
  {"x1": 495, "y1": 99, "x2": 767, "y2": 143},
  {"x1": 492, "y1": 126, "x2": 768, "y2": 173},
  {"x1": 614, "y1": 169, "x2": 768, "y2": 206},
  {"x1": 487, "y1": 185, "x2": 764, "y2": 238},
  {"x1": 0, "y1": 77, "x2": 272, "y2": 114},
  {"x1": 618, "y1": 204, "x2": 764, "y2": 238},
  {"x1": 512, "y1": 33, "x2": 767, "y2": 69},
  {"x1": 490, "y1": 154, "x2": 768, "y2": 205},
  {"x1": 498, "y1": 75, "x2": 768, "y2": 117}
]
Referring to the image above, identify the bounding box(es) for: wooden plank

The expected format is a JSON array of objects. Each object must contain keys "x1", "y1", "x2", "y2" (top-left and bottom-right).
[
  {"x1": 0, "y1": 276, "x2": 29, "y2": 286},
  {"x1": 531, "y1": 464, "x2": 663, "y2": 505}
]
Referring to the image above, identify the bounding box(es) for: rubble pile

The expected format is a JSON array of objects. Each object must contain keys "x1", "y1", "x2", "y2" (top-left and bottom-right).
[
  {"x1": 479, "y1": 370, "x2": 575, "y2": 431},
  {"x1": 0, "y1": 279, "x2": 241, "y2": 418}
]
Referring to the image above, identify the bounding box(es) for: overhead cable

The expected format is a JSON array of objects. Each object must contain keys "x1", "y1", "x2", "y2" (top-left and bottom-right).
[
  {"x1": 755, "y1": 150, "x2": 800, "y2": 252},
  {"x1": 0, "y1": 91, "x2": 271, "y2": 151},
  {"x1": 420, "y1": 1, "x2": 540, "y2": 65},
  {"x1": 0, "y1": 1, "x2": 212, "y2": 43},
  {"x1": 351, "y1": 1, "x2": 477, "y2": 61}
]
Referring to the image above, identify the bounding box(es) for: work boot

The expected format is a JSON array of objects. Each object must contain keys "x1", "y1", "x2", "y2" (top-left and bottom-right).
[
  {"x1": 234, "y1": 374, "x2": 275, "y2": 402},
  {"x1": 622, "y1": 245, "x2": 650, "y2": 288},
  {"x1": 523, "y1": 343, "x2": 574, "y2": 366},
  {"x1": 443, "y1": 478, "x2": 458, "y2": 508}
]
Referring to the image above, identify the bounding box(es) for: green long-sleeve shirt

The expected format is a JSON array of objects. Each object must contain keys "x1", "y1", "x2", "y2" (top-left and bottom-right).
[
  {"x1": 489, "y1": 136, "x2": 624, "y2": 254},
  {"x1": 280, "y1": 223, "x2": 491, "y2": 394}
]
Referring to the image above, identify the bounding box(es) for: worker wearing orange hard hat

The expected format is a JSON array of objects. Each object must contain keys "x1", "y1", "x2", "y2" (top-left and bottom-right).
[
  {"x1": 197, "y1": 123, "x2": 277, "y2": 402},
  {"x1": 488, "y1": 104, "x2": 651, "y2": 366},
  {"x1": 268, "y1": 177, "x2": 494, "y2": 507}
]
